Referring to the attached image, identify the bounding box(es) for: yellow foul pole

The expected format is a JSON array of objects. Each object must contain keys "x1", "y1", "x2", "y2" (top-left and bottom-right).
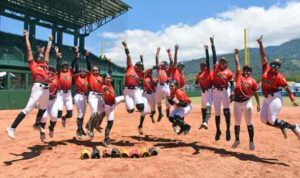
[{"x1": 244, "y1": 28, "x2": 250, "y2": 65}]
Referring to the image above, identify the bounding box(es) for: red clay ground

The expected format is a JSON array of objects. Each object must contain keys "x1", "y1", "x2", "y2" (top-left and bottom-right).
[{"x1": 0, "y1": 103, "x2": 299, "y2": 178}]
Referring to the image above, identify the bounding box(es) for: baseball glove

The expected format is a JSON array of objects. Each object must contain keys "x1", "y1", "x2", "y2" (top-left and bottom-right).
[
  {"x1": 81, "y1": 148, "x2": 90, "y2": 160},
  {"x1": 149, "y1": 147, "x2": 158, "y2": 156},
  {"x1": 102, "y1": 149, "x2": 111, "y2": 158},
  {"x1": 120, "y1": 148, "x2": 129, "y2": 158},
  {"x1": 111, "y1": 148, "x2": 121, "y2": 158},
  {"x1": 129, "y1": 148, "x2": 140, "y2": 158},
  {"x1": 140, "y1": 147, "x2": 150, "y2": 157},
  {"x1": 91, "y1": 146, "x2": 100, "y2": 159}
]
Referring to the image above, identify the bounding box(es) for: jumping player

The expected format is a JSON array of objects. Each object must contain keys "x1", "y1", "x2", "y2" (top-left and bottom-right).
[
  {"x1": 155, "y1": 47, "x2": 171, "y2": 122},
  {"x1": 257, "y1": 37, "x2": 300, "y2": 139},
  {"x1": 167, "y1": 80, "x2": 192, "y2": 135},
  {"x1": 101, "y1": 58, "x2": 124, "y2": 146},
  {"x1": 168, "y1": 45, "x2": 186, "y2": 89},
  {"x1": 6, "y1": 30, "x2": 53, "y2": 139},
  {"x1": 195, "y1": 45, "x2": 213, "y2": 129},
  {"x1": 210, "y1": 37, "x2": 234, "y2": 141},
  {"x1": 73, "y1": 48, "x2": 89, "y2": 139},
  {"x1": 121, "y1": 41, "x2": 148, "y2": 135},
  {"x1": 231, "y1": 49, "x2": 260, "y2": 150},
  {"x1": 55, "y1": 46, "x2": 77, "y2": 127}
]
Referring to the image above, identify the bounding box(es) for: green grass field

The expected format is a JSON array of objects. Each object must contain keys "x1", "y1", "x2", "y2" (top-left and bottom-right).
[{"x1": 190, "y1": 96, "x2": 300, "y2": 107}]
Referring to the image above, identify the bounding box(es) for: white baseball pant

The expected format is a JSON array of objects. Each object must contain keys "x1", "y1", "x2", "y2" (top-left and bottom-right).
[
  {"x1": 41, "y1": 97, "x2": 59, "y2": 123},
  {"x1": 123, "y1": 88, "x2": 147, "y2": 116},
  {"x1": 22, "y1": 83, "x2": 49, "y2": 115},
  {"x1": 170, "y1": 104, "x2": 192, "y2": 118},
  {"x1": 88, "y1": 92, "x2": 105, "y2": 114},
  {"x1": 104, "y1": 96, "x2": 125, "y2": 121},
  {"x1": 213, "y1": 88, "x2": 230, "y2": 116},
  {"x1": 201, "y1": 88, "x2": 213, "y2": 109},
  {"x1": 260, "y1": 91, "x2": 282, "y2": 125},
  {"x1": 57, "y1": 90, "x2": 73, "y2": 111},
  {"x1": 233, "y1": 99, "x2": 253, "y2": 126},
  {"x1": 143, "y1": 92, "x2": 156, "y2": 112},
  {"x1": 74, "y1": 93, "x2": 87, "y2": 118},
  {"x1": 155, "y1": 83, "x2": 170, "y2": 108}
]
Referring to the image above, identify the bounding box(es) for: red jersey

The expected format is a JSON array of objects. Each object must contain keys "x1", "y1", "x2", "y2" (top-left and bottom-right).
[
  {"x1": 171, "y1": 68, "x2": 186, "y2": 88},
  {"x1": 88, "y1": 72, "x2": 103, "y2": 93},
  {"x1": 261, "y1": 64, "x2": 288, "y2": 95},
  {"x1": 75, "y1": 75, "x2": 89, "y2": 94},
  {"x1": 49, "y1": 74, "x2": 59, "y2": 96},
  {"x1": 101, "y1": 84, "x2": 115, "y2": 105},
  {"x1": 28, "y1": 60, "x2": 50, "y2": 83},
  {"x1": 125, "y1": 65, "x2": 141, "y2": 87},
  {"x1": 196, "y1": 69, "x2": 213, "y2": 91},
  {"x1": 213, "y1": 64, "x2": 233, "y2": 89},
  {"x1": 234, "y1": 71, "x2": 258, "y2": 101},
  {"x1": 170, "y1": 89, "x2": 191, "y2": 107},
  {"x1": 157, "y1": 67, "x2": 170, "y2": 84},
  {"x1": 143, "y1": 76, "x2": 156, "y2": 93},
  {"x1": 59, "y1": 69, "x2": 73, "y2": 90}
]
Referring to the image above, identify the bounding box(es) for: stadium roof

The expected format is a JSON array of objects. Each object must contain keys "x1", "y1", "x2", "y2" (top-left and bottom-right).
[{"x1": 0, "y1": 0, "x2": 131, "y2": 35}]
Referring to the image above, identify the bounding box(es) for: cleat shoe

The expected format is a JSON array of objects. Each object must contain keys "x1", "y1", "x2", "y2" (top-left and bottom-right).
[
  {"x1": 95, "y1": 126, "x2": 102, "y2": 133},
  {"x1": 172, "y1": 124, "x2": 179, "y2": 134},
  {"x1": 138, "y1": 127, "x2": 143, "y2": 135},
  {"x1": 215, "y1": 130, "x2": 222, "y2": 141},
  {"x1": 231, "y1": 140, "x2": 240, "y2": 148},
  {"x1": 292, "y1": 124, "x2": 300, "y2": 140},
  {"x1": 6, "y1": 127, "x2": 16, "y2": 139},
  {"x1": 76, "y1": 129, "x2": 84, "y2": 139},
  {"x1": 62, "y1": 116, "x2": 66, "y2": 128},
  {"x1": 226, "y1": 129, "x2": 231, "y2": 141},
  {"x1": 103, "y1": 138, "x2": 110, "y2": 147},
  {"x1": 150, "y1": 114, "x2": 155, "y2": 124},
  {"x1": 40, "y1": 133, "x2": 46, "y2": 143},
  {"x1": 32, "y1": 122, "x2": 40, "y2": 130},
  {"x1": 280, "y1": 127, "x2": 288, "y2": 139},
  {"x1": 87, "y1": 130, "x2": 94, "y2": 139},
  {"x1": 249, "y1": 141, "x2": 255, "y2": 150},
  {"x1": 49, "y1": 130, "x2": 54, "y2": 138},
  {"x1": 157, "y1": 113, "x2": 164, "y2": 122},
  {"x1": 199, "y1": 122, "x2": 208, "y2": 130},
  {"x1": 183, "y1": 125, "x2": 191, "y2": 135}
]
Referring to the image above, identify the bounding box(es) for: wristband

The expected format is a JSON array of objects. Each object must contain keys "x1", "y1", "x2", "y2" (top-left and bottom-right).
[{"x1": 125, "y1": 48, "x2": 130, "y2": 55}]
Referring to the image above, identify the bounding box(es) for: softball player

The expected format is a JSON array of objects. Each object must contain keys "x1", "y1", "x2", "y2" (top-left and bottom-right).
[
  {"x1": 155, "y1": 47, "x2": 172, "y2": 122},
  {"x1": 210, "y1": 37, "x2": 234, "y2": 141},
  {"x1": 167, "y1": 80, "x2": 192, "y2": 135},
  {"x1": 257, "y1": 37, "x2": 300, "y2": 139},
  {"x1": 85, "y1": 51, "x2": 105, "y2": 138},
  {"x1": 55, "y1": 46, "x2": 77, "y2": 127},
  {"x1": 195, "y1": 45, "x2": 213, "y2": 129},
  {"x1": 101, "y1": 59, "x2": 124, "y2": 146},
  {"x1": 142, "y1": 68, "x2": 156, "y2": 124},
  {"x1": 168, "y1": 45, "x2": 186, "y2": 89},
  {"x1": 7, "y1": 30, "x2": 52, "y2": 139},
  {"x1": 122, "y1": 41, "x2": 148, "y2": 135},
  {"x1": 72, "y1": 48, "x2": 89, "y2": 139},
  {"x1": 232, "y1": 49, "x2": 260, "y2": 150},
  {"x1": 39, "y1": 66, "x2": 59, "y2": 142}
]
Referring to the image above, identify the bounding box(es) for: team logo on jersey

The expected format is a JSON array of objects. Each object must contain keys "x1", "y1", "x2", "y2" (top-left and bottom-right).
[
  {"x1": 262, "y1": 79, "x2": 273, "y2": 85},
  {"x1": 127, "y1": 74, "x2": 139, "y2": 81},
  {"x1": 64, "y1": 76, "x2": 70, "y2": 81},
  {"x1": 216, "y1": 73, "x2": 226, "y2": 80},
  {"x1": 241, "y1": 81, "x2": 250, "y2": 89}
]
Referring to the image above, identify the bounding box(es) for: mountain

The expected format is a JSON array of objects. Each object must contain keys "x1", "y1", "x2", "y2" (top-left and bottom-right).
[{"x1": 183, "y1": 39, "x2": 300, "y2": 83}]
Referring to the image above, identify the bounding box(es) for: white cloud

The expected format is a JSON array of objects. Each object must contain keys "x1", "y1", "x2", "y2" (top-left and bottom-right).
[{"x1": 98, "y1": 2, "x2": 300, "y2": 68}]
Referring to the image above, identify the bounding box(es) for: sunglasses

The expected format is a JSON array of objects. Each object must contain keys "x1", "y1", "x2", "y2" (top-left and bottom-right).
[
  {"x1": 270, "y1": 63, "x2": 281, "y2": 69},
  {"x1": 169, "y1": 85, "x2": 175, "y2": 88}
]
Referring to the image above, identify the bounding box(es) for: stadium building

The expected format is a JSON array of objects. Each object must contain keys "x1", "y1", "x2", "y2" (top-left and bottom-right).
[{"x1": 0, "y1": 0, "x2": 131, "y2": 109}]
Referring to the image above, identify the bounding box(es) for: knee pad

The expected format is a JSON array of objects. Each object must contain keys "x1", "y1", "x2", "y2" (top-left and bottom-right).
[
  {"x1": 57, "y1": 110, "x2": 62, "y2": 118},
  {"x1": 127, "y1": 109, "x2": 134, "y2": 113},
  {"x1": 66, "y1": 110, "x2": 73, "y2": 118},
  {"x1": 136, "y1": 104, "x2": 144, "y2": 112}
]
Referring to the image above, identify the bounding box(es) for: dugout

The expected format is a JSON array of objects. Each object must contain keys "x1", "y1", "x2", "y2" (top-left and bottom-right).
[{"x1": 0, "y1": 0, "x2": 131, "y2": 110}]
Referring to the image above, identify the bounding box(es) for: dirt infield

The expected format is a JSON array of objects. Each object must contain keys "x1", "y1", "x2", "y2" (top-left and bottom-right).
[{"x1": 0, "y1": 103, "x2": 299, "y2": 178}]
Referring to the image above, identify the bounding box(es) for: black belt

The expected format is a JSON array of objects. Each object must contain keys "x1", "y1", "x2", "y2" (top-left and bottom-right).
[
  {"x1": 49, "y1": 95, "x2": 56, "y2": 100},
  {"x1": 39, "y1": 84, "x2": 49, "y2": 89},
  {"x1": 126, "y1": 86, "x2": 138, "y2": 89},
  {"x1": 145, "y1": 91, "x2": 154, "y2": 94},
  {"x1": 91, "y1": 91, "x2": 102, "y2": 96},
  {"x1": 202, "y1": 88, "x2": 212, "y2": 93},
  {"x1": 215, "y1": 87, "x2": 227, "y2": 91},
  {"x1": 234, "y1": 98, "x2": 250, "y2": 103},
  {"x1": 264, "y1": 93, "x2": 275, "y2": 98},
  {"x1": 60, "y1": 90, "x2": 70, "y2": 93}
]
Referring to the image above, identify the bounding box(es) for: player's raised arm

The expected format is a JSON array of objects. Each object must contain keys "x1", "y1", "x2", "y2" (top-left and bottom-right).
[
  {"x1": 55, "y1": 46, "x2": 62, "y2": 73},
  {"x1": 155, "y1": 47, "x2": 160, "y2": 66},
  {"x1": 23, "y1": 30, "x2": 33, "y2": 62},
  {"x1": 234, "y1": 49, "x2": 240, "y2": 72},
  {"x1": 204, "y1": 45, "x2": 210, "y2": 68},
  {"x1": 71, "y1": 46, "x2": 80, "y2": 73},
  {"x1": 85, "y1": 50, "x2": 92, "y2": 71},
  {"x1": 174, "y1": 44, "x2": 179, "y2": 66},
  {"x1": 166, "y1": 48, "x2": 174, "y2": 67},
  {"x1": 122, "y1": 41, "x2": 132, "y2": 67},
  {"x1": 140, "y1": 55, "x2": 144, "y2": 63},
  {"x1": 210, "y1": 37, "x2": 217, "y2": 65},
  {"x1": 44, "y1": 35, "x2": 53, "y2": 62},
  {"x1": 257, "y1": 36, "x2": 268, "y2": 66}
]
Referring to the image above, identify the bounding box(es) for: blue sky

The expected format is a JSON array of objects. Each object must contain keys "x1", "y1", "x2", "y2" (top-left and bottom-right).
[{"x1": 1, "y1": 0, "x2": 300, "y2": 67}]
